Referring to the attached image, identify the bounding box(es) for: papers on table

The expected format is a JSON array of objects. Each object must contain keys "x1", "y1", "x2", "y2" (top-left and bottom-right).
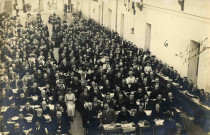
[
  {"x1": 31, "y1": 96, "x2": 38, "y2": 101},
  {"x1": 1, "y1": 106, "x2": 9, "y2": 112},
  {"x1": 138, "y1": 122, "x2": 150, "y2": 128},
  {"x1": 48, "y1": 104, "x2": 54, "y2": 110},
  {"x1": 11, "y1": 116, "x2": 19, "y2": 121},
  {"x1": 154, "y1": 119, "x2": 164, "y2": 126},
  {"x1": 145, "y1": 110, "x2": 152, "y2": 116},
  {"x1": 12, "y1": 89, "x2": 18, "y2": 93},
  {"x1": 121, "y1": 123, "x2": 136, "y2": 133},
  {"x1": 25, "y1": 116, "x2": 33, "y2": 122}
]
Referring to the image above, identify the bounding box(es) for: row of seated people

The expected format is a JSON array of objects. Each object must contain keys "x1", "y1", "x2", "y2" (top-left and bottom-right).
[
  {"x1": 0, "y1": 12, "x2": 73, "y2": 134},
  {"x1": 47, "y1": 13, "x2": 186, "y2": 134}
]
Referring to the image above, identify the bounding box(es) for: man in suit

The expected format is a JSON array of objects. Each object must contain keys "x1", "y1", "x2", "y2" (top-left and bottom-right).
[
  {"x1": 28, "y1": 82, "x2": 41, "y2": 96},
  {"x1": 15, "y1": 93, "x2": 28, "y2": 106},
  {"x1": 22, "y1": 102, "x2": 35, "y2": 116},
  {"x1": 32, "y1": 109, "x2": 46, "y2": 126},
  {"x1": 142, "y1": 95, "x2": 153, "y2": 110},
  {"x1": 135, "y1": 105, "x2": 150, "y2": 123},
  {"x1": 150, "y1": 84, "x2": 162, "y2": 99},
  {"x1": 50, "y1": 111, "x2": 70, "y2": 134},
  {"x1": 1, "y1": 90, "x2": 11, "y2": 106},
  {"x1": 150, "y1": 103, "x2": 164, "y2": 120},
  {"x1": 100, "y1": 103, "x2": 116, "y2": 125},
  {"x1": 5, "y1": 102, "x2": 19, "y2": 120},
  {"x1": 8, "y1": 123, "x2": 26, "y2": 135},
  {"x1": 30, "y1": 121, "x2": 46, "y2": 135},
  {"x1": 40, "y1": 101, "x2": 51, "y2": 115},
  {"x1": 117, "y1": 105, "x2": 131, "y2": 123},
  {"x1": 16, "y1": 113, "x2": 28, "y2": 130}
]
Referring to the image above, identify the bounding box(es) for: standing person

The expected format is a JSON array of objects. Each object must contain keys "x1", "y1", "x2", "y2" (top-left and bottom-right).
[{"x1": 64, "y1": 88, "x2": 76, "y2": 120}]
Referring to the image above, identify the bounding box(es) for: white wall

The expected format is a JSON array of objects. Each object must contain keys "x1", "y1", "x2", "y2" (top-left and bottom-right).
[{"x1": 72, "y1": 0, "x2": 210, "y2": 92}]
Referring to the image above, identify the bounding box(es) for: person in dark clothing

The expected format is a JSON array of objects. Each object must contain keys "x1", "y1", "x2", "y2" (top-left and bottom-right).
[{"x1": 117, "y1": 106, "x2": 131, "y2": 123}]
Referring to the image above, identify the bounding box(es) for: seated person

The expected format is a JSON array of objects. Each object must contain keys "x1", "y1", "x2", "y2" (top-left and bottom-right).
[
  {"x1": 5, "y1": 102, "x2": 19, "y2": 120},
  {"x1": 10, "y1": 74, "x2": 23, "y2": 89},
  {"x1": 8, "y1": 123, "x2": 26, "y2": 135},
  {"x1": 50, "y1": 111, "x2": 70, "y2": 134},
  {"x1": 115, "y1": 93, "x2": 126, "y2": 111},
  {"x1": 28, "y1": 82, "x2": 41, "y2": 96},
  {"x1": 30, "y1": 121, "x2": 46, "y2": 135},
  {"x1": 40, "y1": 101, "x2": 51, "y2": 115},
  {"x1": 37, "y1": 90, "x2": 50, "y2": 104},
  {"x1": 135, "y1": 105, "x2": 150, "y2": 124},
  {"x1": 142, "y1": 95, "x2": 153, "y2": 110},
  {"x1": 15, "y1": 93, "x2": 28, "y2": 106},
  {"x1": 22, "y1": 102, "x2": 35, "y2": 116},
  {"x1": 0, "y1": 115, "x2": 7, "y2": 132},
  {"x1": 126, "y1": 92, "x2": 137, "y2": 110},
  {"x1": 1, "y1": 90, "x2": 11, "y2": 106},
  {"x1": 134, "y1": 87, "x2": 147, "y2": 101},
  {"x1": 32, "y1": 108, "x2": 47, "y2": 125},
  {"x1": 154, "y1": 94, "x2": 165, "y2": 107},
  {"x1": 126, "y1": 71, "x2": 135, "y2": 85},
  {"x1": 189, "y1": 84, "x2": 200, "y2": 97},
  {"x1": 90, "y1": 86, "x2": 102, "y2": 101},
  {"x1": 150, "y1": 103, "x2": 164, "y2": 120},
  {"x1": 100, "y1": 103, "x2": 116, "y2": 125},
  {"x1": 103, "y1": 93, "x2": 115, "y2": 109},
  {"x1": 150, "y1": 84, "x2": 162, "y2": 99},
  {"x1": 92, "y1": 97, "x2": 102, "y2": 114},
  {"x1": 144, "y1": 62, "x2": 153, "y2": 74},
  {"x1": 16, "y1": 113, "x2": 28, "y2": 130},
  {"x1": 117, "y1": 105, "x2": 131, "y2": 123},
  {"x1": 79, "y1": 88, "x2": 91, "y2": 112}
]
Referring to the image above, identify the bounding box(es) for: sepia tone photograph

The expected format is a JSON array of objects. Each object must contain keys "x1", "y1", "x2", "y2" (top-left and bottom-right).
[{"x1": 0, "y1": 0, "x2": 209, "y2": 135}]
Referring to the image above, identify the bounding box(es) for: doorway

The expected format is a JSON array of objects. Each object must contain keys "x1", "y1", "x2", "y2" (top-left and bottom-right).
[
  {"x1": 144, "y1": 23, "x2": 151, "y2": 51},
  {"x1": 107, "y1": 9, "x2": 112, "y2": 29},
  {"x1": 120, "y1": 14, "x2": 124, "y2": 37},
  {"x1": 187, "y1": 40, "x2": 200, "y2": 84}
]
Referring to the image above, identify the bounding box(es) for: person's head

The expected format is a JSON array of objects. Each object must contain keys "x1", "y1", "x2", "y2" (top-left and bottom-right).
[
  {"x1": 20, "y1": 93, "x2": 25, "y2": 98},
  {"x1": 167, "y1": 83, "x2": 171, "y2": 89},
  {"x1": 143, "y1": 78, "x2": 147, "y2": 83},
  {"x1": 141, "y1": 72, "x2": 145, "y2": 77},
  {"x1": 56, "y1": 111, "x2": 62, "y2": 118},
  {"x1": 33, "y1": 82, "x2": 37, "y2": 88},
  {"x1": 139, "y1": 105, "x2": 144, "y2": 112},
  {"x1": 155, "y1": 78, "x2": 159, "y2": 83},
  {"x1": 129, "y1": 71, "x2": 133, "y2": 77},
  {"x1": 10, "y1": 102, "x2": 15, "y2": 108},
  {"x1": 144, "y1": 95, "x2": 149, "y2": 100},
  {"x1": 168, "y1": 92, "x2": 173, "y2": 99},
  {"x1": 37, "y1": 109, "x2": 43, "y2": 117},
  {"x1": 14, "y1": 123, "x2": 20, "y2": 130},
  {"x1": 37, "y1": 69, "x2": 41, "y2": 74},
  {"x1": 44, "y1": 73, "x2": 48, "y2": 79},
  {"x1": 157, "y1": 94, "x2": 162, "y2": 100},
  {"x1": 115, "y1": 85, "x2": 120, "y2": 92},
  {"x1": 104, "y1": 103, "x2": 109, "y2": 110},
  {"x1": 93, "y1": 97, "x2": 98, "y2": 102},
  {"x1": 183, "y1": 77, "x2": 187, "y2": 82},
  {"x1": 25, "y1": 102, "x2": 30, "y2": 108},
  {"x1": 46, "y1": 83, "x2": 50, "y2": 89},
  {"x1": 155, "y1": 104, "x2": 160, "y2": 110},
  {"x1": 119, "y1": 93, "x2": 123, "y2": 99},
  {"x1": 41, "y1": 90, "x2": 46, "y2": 97},
  {"x1": 41, "y1": 101, "x2": 47, "y2": 107},
  {"x1": 155, "y1": 85, "x2": 159, "y2": 90},
  {"x1": 18, "y1": 113, "x2": 24, "y2": 119},
  {"x1": 138, "y1": 88, "x2": 143, "y2": 93},
  {"x1": 35, "y1": 121, "x2": 40, "y2": 127},
  {"x1": 121, "y1": 106, "x2": 126, "y2": 112}
]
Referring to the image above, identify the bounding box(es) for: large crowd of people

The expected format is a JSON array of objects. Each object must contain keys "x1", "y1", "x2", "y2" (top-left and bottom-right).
[{"x1": 0, "y1": 10, "x2": 209, "y2": 135}]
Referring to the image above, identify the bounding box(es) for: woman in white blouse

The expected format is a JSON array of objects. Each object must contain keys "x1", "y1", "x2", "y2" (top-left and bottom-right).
[
  {"x1": 144, "y1": 62, "x2": 153, "y2": 74},
  {"x1": 64, "y1": 88, "x2": 76, "y2": 118}
]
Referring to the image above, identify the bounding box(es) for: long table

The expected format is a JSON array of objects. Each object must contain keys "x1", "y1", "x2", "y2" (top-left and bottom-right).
[{"x1": 156, "y1": 73, "x2": 210, "y2": 132}]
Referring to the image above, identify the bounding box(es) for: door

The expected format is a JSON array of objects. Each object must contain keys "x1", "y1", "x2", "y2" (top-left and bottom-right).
[
  {"x1": 144, "y1": 23, "x2": 151, "y2": 51},
  {"x1": 187, "y1": 40, "x2": 200, "y2": 84},
  {"x1": 120, "y1": 14, "x2": 124, "y2": 37},
  {"x1": 107, "y1": 9, "x2": 112, "y2": 29}
]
